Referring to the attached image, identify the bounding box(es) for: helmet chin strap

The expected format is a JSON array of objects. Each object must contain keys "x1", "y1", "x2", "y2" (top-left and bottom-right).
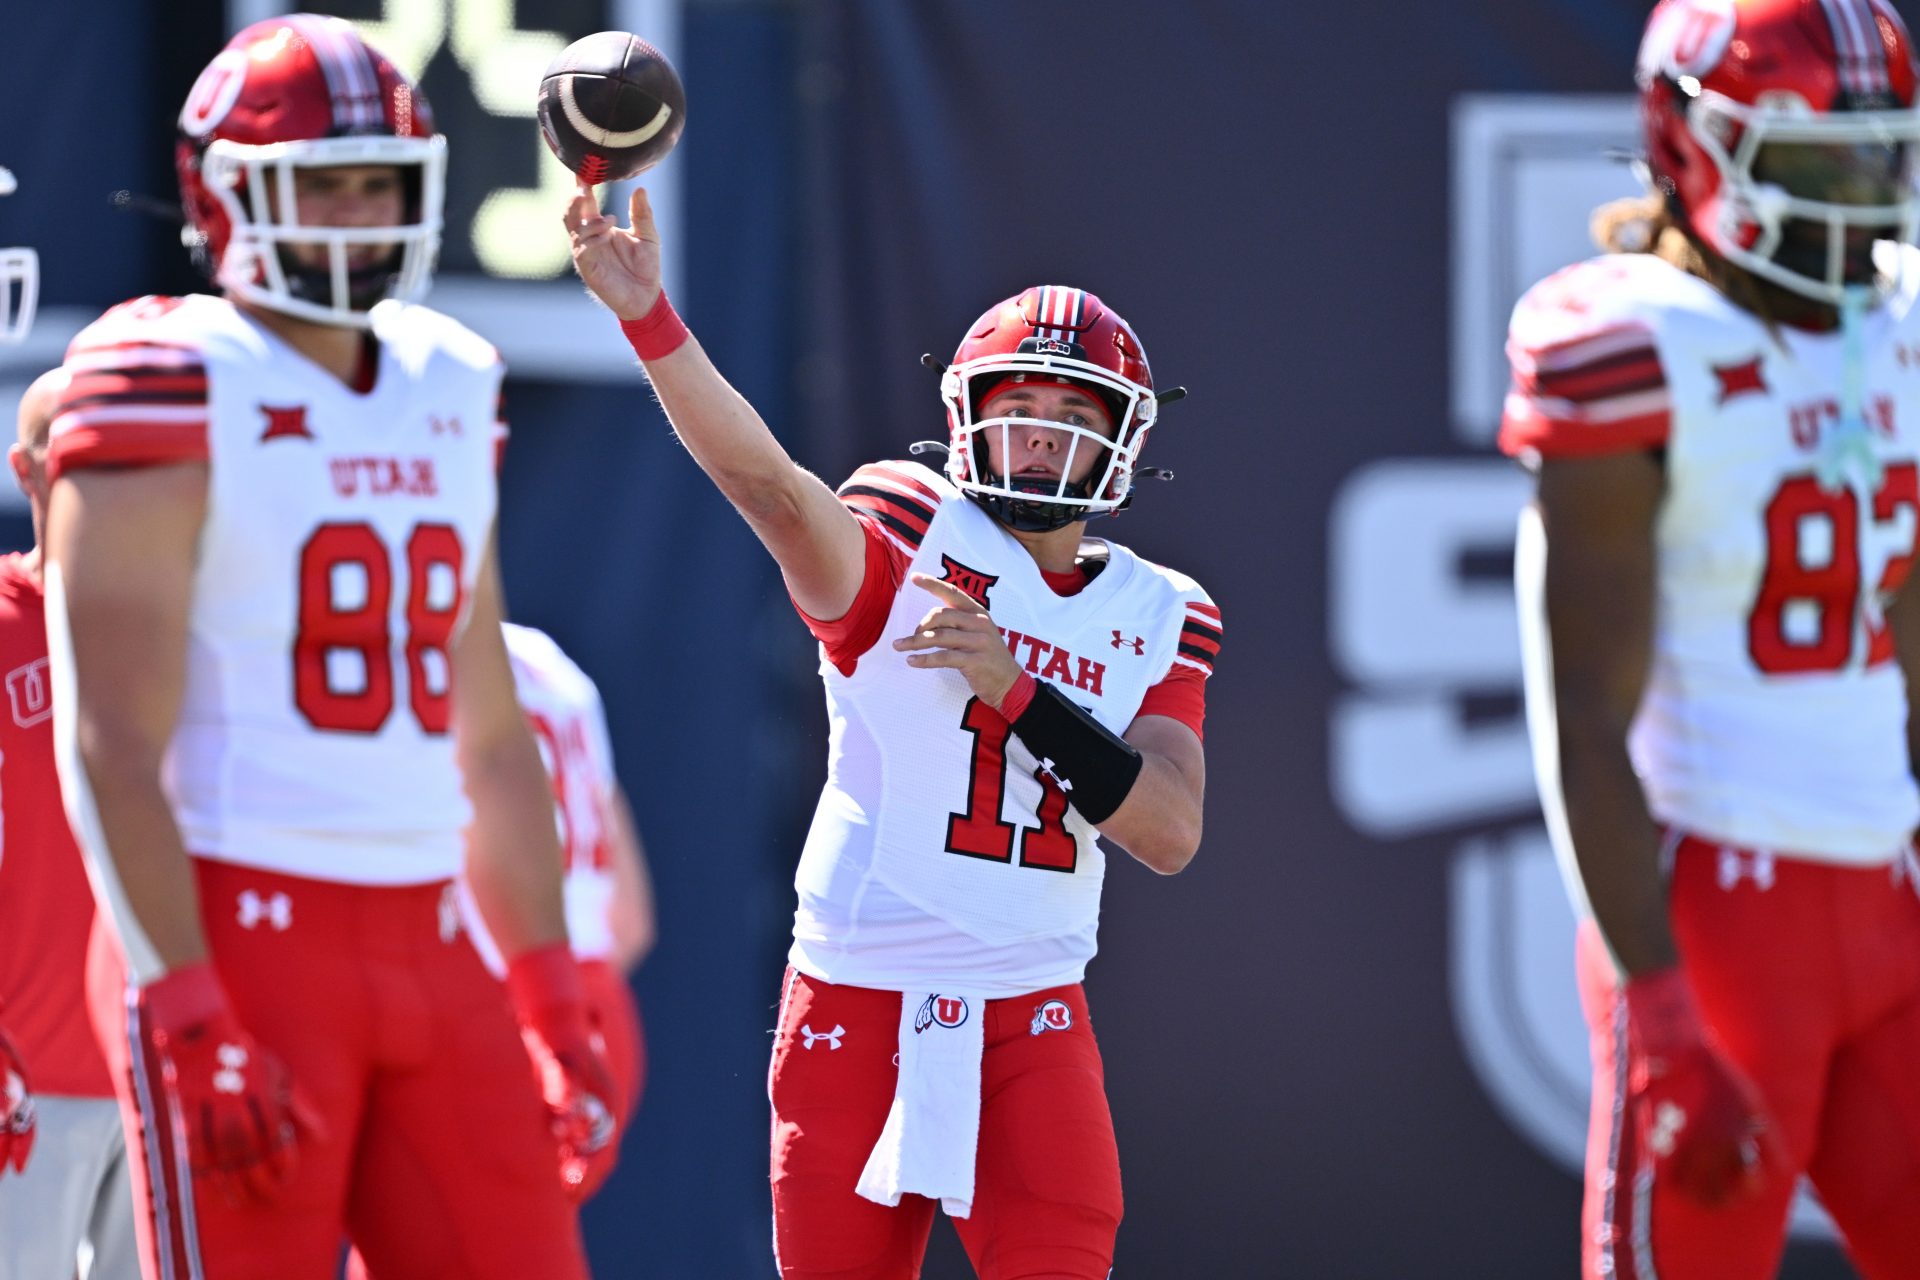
[{"x1": 1816, "y1": 283, "x2": 1885, "y2": 494}]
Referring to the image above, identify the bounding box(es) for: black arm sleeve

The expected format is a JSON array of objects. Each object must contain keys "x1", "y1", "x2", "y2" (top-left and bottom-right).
[{"x1": 1007, "y1": 681, "x2": 1143, "y2": 825}]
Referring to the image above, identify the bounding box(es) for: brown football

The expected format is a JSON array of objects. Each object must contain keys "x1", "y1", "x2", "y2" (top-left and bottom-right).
[{"x1": 537, "y1": 32, "x2": 686, "y2": 184}]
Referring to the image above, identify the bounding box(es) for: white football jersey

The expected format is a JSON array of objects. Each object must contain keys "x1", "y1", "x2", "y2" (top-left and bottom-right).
[
  {"x1": 790, "y1": 461, "x2": 1217, "y2": 996},
  {"x1": 460, "y1": 623, "x2": 622, "y2": 975},
  {"x1": 48, "y1": 293, "x2": 503, "y2": 884},
  {"x1": 1505, "y1": 250, "x2": 1920, "y2": 864}
]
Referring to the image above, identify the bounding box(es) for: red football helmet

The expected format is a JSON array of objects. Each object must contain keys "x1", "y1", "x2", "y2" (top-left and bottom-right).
[
  {"x1": 1638, "y1": 0, "x2": 1920, "y2": 302},
  {"x1": 175, "y1": 14, "x2": 443, "y2": 327},
  {"x1": 0, "y1": 167, "x2": 36, "y2": 344},
  {"x1": 939, "y1": 285, "x2": 1158, "y2": 530}
]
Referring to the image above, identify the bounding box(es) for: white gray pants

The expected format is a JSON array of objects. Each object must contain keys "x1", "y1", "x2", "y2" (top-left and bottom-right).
[{"x1": 0, "y1": 1094, "x2": 137, "y2": 1280}]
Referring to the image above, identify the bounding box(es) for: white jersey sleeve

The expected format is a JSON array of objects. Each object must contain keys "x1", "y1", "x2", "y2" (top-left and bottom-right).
[
  {"x1": 1501, "y1": 254, "x2": 1689, "y2": 463},
  {"x1": 50, "y1": 295, "x2": 215, "y2": 478}
]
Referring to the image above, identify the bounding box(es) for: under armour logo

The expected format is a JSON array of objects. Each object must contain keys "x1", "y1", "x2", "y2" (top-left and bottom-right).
[
  {"x1": 1648, "y1": 1100, "x2": 1687, "y2": 1156},
  {"x1": 1110, "y1": 631, "x2": 1144, "y2": 654},
  {"x1": 799, "y1": 1023, "x2": 845, "y2": 1051},
  {"x1": 1717, "y1": 847, "x2": 1776, "y2": 892},
  {"x1": 257, "y1": 403, "x2": 313, "y2": 443},
  {"x1": 1035, "y1": 757, "x2": 1073, "y2": 792},
  {"x1": 236, "y1": 890, "x2": 292, "y2": 931},
  {"x1": 213, "y1": 1043, "x2": 249, "y2": 1095}
]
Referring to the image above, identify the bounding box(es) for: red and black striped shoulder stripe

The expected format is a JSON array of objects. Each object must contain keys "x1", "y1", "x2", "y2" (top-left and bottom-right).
[
  {"x1": 1519, "y1": 336, "x2": 1663, "y2": 405},
  {"x1": 57, "y1": 355, "x2": 209, "y2": 416},
  {"x1": 1178, "y1": 602, "x2": 1222, "y2": 673},
  {"x1": 837, "y1": 462, "x2": 943, "y2": 552}
]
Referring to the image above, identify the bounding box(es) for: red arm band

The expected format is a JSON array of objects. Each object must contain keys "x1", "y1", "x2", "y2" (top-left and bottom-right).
[{"x1": 619, "y1": 292, "x2": 690, "y2": 362}]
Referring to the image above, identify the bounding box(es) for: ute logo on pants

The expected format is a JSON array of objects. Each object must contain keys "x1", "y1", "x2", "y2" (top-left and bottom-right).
[
  {"x1": 1030, "y1": 999, "x2": 1073, "y2": 1035},
  {"x1": 914, "y1": 995, "x2": 968, "y2": 1033}
]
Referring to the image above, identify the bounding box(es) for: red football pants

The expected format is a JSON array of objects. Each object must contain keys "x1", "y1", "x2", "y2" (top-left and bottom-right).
[
  {"x1": 1578, "y1": 835, "x2": 1920, "y2": 1280},
  {"x1": 768, "y1": 969, "x2": 1123, "y2": 1280},
  {"x1": 87, "y1": 860, "x2": 587, "y2": 1280},
  {"x1": 343, "y1": 955, "x2": 647, "y2": 1280}
]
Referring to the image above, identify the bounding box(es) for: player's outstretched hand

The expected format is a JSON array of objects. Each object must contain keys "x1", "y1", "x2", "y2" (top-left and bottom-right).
[
  {"x1": 140, "y1": 963, "x2": 324, "y2": 1203},
  {"x1": 564, "y1": 184, "x2": 663, "y2": 322},
  {"x1": 0, "y1": 1023, "x2": 35, "y2": 1176},
  {"x1": 1625, "y1": 967, "x2": 1788, "y2": 1207},
  {"x1": 507, "y1": 945, "x2": 620, "y2": 1201},
  {"x1": 896, "y1": 573, "x2": 1027, "y2": 712}
]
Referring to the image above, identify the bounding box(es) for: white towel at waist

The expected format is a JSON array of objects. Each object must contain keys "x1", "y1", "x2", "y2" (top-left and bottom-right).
[{"x1": 855, "y1": 991, "x2": 986, "y2": 1218}]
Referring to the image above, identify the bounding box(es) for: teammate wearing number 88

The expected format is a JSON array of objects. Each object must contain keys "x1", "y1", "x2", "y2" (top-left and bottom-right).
[
  {"x1": 567, "y1": 185, "x2": 1219, "y2": 1274},
  {"x1": 1505, "y1": 1, "x2": 1920, "y2": 1276},
  {"x1": 43, "y1": 15, "x2": 606, "y2": 1279}
]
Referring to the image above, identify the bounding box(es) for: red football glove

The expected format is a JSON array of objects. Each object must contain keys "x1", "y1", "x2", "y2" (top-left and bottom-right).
[
  {"x1": 507, "y1": 944, "x2": 619, "y2": 1200},
  {"x1": 139, "y1": 963, "x2": 320, "y2": 1203},
  {"x1": 0, "y1": 1022, "x2": 35, "y2": 1176},
  {"x1": 1624, "y1": 967, "x2": 1786, "y2": 1206}
]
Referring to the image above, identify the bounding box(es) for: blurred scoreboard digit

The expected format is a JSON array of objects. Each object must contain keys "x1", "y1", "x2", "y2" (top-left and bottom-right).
[{"x1": 230, "y1": 0, "x2": 684, "y2": 379}]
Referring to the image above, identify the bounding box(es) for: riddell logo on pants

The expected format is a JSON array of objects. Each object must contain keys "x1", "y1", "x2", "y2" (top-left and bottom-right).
[{"x1": 914, "y1": 995, "x2": 968, "y2": 1033}]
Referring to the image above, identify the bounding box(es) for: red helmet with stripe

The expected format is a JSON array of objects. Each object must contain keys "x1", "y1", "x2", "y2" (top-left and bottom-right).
[
  {"x1": 939, "y1": 285, "x2": 1158, "y2": 531},
  {"x1": 1638, "y1": 0, "x2": 1920, "y2": 302},
  {"x1": 175, "y1": 14, "x2": 443, "y2": 327}
]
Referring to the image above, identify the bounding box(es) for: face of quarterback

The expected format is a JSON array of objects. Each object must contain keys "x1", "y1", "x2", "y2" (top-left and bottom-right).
[{"x1": 977, "y1": 382, "x2": 1115, "y2": 488}]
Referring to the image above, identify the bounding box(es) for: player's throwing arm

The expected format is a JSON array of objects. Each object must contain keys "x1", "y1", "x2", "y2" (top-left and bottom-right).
[{"x1": 565, "y1": 187, "x2": 868, "y2": 622}]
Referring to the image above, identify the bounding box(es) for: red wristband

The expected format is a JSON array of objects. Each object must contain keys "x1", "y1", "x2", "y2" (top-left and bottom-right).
[
  {"x1": 996, "y1": 672, "x2": 1037, "y2": 722},
  {"x1": 506, "y1": 943, "x2": 587, "y2": 1021},
  {"x1": 139, "y1": 962, "x2": 233, "y2": 1037},
  {"x1": 619, "y1": 291, "x2": 690, "y2": 362}
]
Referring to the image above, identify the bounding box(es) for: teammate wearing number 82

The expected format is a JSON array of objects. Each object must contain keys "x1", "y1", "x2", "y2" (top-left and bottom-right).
[
  {"x1": 44, "y1": 15, "x2": 607, "y2": 1279},
  {"x1": 1505, "y1": 1, "x2": 1920, "y2": 1276},
  {"x1": 568, "y1": 186, "x2": 1218, "y2": 1275}
]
